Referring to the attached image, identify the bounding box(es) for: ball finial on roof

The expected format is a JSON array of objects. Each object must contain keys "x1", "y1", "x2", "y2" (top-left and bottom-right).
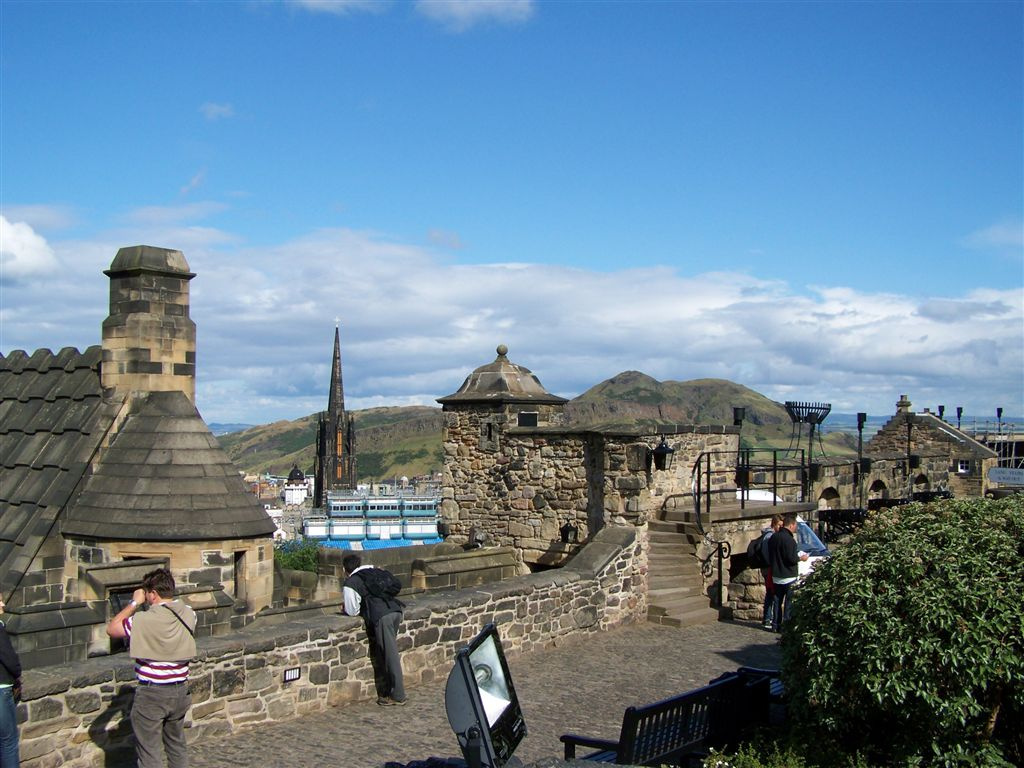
[{"x1": 496, "y1": 344, "x2": 508, "y2": 358}]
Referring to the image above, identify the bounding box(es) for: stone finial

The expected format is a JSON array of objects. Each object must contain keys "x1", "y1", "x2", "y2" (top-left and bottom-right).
[
  {"x1": 896, "y1": 394, "x2": 912, "y2": 414},
  {"x1": 496, "y1": 344, "x2": 509, "y2": 359}
]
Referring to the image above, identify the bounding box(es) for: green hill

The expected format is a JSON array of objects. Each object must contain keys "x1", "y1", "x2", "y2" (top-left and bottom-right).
[{"x1": 216, "y1": 374, "x2": 856, "y2": 480}]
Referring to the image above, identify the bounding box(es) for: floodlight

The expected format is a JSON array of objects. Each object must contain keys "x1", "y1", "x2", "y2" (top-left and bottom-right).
[{"x1": 445, "y1": 623, "x2": 527, "y2": 768}]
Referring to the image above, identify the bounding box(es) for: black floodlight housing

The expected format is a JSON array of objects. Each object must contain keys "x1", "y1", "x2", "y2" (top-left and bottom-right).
[
  {"x1": 445, "y1": 623, "x2": 527, "y2": 768},
  {"x1": 733, "y1": 406, "x2": 746, "y2": 427}
]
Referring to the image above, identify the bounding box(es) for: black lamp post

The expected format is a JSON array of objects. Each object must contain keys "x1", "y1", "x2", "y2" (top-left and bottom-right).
[
  {"x1": 732, "y1": 407, "x2": 747, "y2": 505},
  {"x1": 905, "y1": 414, "x2": 916, "y2": 500},
  {"x1": 733, "y1": 407, "x2": 746, "y2": 427},
  {"x1": 937, "y1": 405, "x2": 945, "y2": 422},
  {"x1": 956, "y1": 406, "x2": 963, "y2": 429},
  {"x1": 997, "y1": 407, "x2": 1004, "y2": 434},
  {"x1": 857, "y1": 412, "x2": 867, "y2": 510}
]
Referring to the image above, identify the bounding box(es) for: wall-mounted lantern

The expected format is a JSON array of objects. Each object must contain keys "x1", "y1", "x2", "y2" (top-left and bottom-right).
[
  {"x1": 559, "y1": 522, "x2": 579, "y2": 544},
  {"x1": 467, "y1": 527, "x2": 487, "y2": 549},
  {"x1": 651, "y1": 438, "x2": 675, "y2": 471},
  {"x1": 733, "y1": 407, "x2": 746, "y2": 427}
]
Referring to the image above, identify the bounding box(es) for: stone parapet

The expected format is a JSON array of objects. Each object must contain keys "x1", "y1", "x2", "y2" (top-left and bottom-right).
[{"x1": 15, "y1": 526, "x2": 644, "y2": 768}]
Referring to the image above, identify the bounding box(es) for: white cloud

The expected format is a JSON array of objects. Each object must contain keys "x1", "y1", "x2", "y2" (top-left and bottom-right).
[
  {"x1": 428, "y1": 228, "x2": 465, "y2": 250},
  {"x1": 180, "y1": 168, "x2": 208, "y2": 196},
  {"x1": 199, "y1": 102, "x2": 235, "y2": 121},
  {"x1": 288, "y1": 0, "x2": 386, "y2": 15},
  {"x1": 961, "y1": 220, "x2": 1024, "y2": 250},
  {"x1": 4, "y1": 225, "x2": 1021, "y2": 424},
  {"x1": 124, "y1": 202, "x2": 229, "y2": 225},
  {"x1": 0, "y1": 216, "x2": 59, "y2": 281},
  {"x1": 415, "y1": 0, "x2": 534, "y2": 32},
  {"x1": 0, "y1": 205, "x2": 77, "y2": 231}
]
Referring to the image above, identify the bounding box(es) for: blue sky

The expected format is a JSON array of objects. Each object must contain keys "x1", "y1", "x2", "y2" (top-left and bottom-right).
[{"x1": 2, "y1": 0, "x2": 1022, "y2": 424}]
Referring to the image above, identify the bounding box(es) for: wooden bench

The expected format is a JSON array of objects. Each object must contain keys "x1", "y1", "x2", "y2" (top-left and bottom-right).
[{"x1": 560, "y1": 667, "x2": 776, "y2": 766}]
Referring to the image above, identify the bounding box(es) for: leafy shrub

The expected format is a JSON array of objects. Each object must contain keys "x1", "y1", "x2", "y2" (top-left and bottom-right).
[
  {"x1": 781, "y1": 496, "x2": 1024, "y2": 766},
  {"x1": 702, "y1": 742, "x2": 810, "y2": 768},
  {"x1": 274, "y1": 539, "x2": 321, "y2": 573}
]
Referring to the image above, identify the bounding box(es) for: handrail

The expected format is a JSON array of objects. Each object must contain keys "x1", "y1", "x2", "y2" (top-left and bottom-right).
[{"x1": 689, "y1": 448, "x2": 807, "y2": 608}]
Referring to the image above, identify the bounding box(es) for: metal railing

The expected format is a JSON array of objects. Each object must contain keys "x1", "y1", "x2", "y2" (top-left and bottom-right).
[
  {"x1": 692, "y1": 449, "x2": 807, "y2": 518},
  {"x1": 689, "y1": 449, "x2": 806, "y2": 607}
]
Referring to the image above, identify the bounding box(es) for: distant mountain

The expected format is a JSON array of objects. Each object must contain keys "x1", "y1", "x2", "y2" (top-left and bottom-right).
[
  {"x1": 565, "y1": 371, "x2": 791, "y2": 429},
  {"x1": 216, "y1": 407, "x2": 445, "y2": 482},
  {"x1": 216, "y1": 373, "x2": 859, "y2": 480},
  {"x1": 208, "y1": 422, "x2": 254, "y2": 436}
]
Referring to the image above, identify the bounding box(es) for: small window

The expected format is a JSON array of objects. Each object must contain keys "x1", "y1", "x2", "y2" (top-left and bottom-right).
[
  {"x1": 234, "y1": 551, "x2": 247, "y2": 601},
  {"x1": 957, "y1": 459, "x2": 971, "y2": 474},
  {"x1": 517, "y1": 412, "x2": 539, "y2": 427}
]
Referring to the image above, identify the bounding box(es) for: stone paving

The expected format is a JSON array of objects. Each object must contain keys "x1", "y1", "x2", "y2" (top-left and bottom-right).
[{"x1": 188, "y1": 619, "x2": 781, "y2": 768}]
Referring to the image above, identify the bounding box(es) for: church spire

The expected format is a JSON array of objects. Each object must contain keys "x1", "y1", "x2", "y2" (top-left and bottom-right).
[
  {"x1": 315, "y1": 325, "x2": 357, "y2": 507},
  {"x1": 328, "y1": 324, "x2": 345, "y2": 417}
]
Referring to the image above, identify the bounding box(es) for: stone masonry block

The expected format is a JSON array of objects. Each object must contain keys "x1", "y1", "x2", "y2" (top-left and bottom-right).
[
  {"x1": 212, "y1": 668, "x2": 244, "y2": 697},
  {"x1": 64, "y1": 692, "x2": 101, "y2": 715}
]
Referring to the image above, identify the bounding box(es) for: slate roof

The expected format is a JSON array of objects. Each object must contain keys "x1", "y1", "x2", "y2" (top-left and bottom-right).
[
  {"x1": 0, "y1": 346, "x2": 119, "y2": 600},
  {"x1": 437, "y1": 344, "x2": 568, "y2": 406},
  {"x1": 2, "y1": 346, "x2": 275, "y2": 601},
  {"x1": 63, "y1": 390, "x2": 276, "y2": 540}
]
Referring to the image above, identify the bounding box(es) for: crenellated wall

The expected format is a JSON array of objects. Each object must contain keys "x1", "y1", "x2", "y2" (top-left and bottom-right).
[{"x1": 14, "y1": 526, "x2": 645, "y2": 768}]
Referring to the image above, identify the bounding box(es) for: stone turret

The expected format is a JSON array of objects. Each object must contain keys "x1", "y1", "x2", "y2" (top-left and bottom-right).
[
  {"x1": 101, "y1": 245, "x2": 196, "y2": 403},
  {"x1": 437, "y1": 344, "x2": 568, "y2": 425}
]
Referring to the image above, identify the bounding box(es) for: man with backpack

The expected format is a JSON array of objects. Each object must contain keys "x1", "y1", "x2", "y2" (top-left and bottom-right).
[
  {"x1": 342, "y1": 554, "x2": 407, "y2": 706},
  {"x1": 757, "y1": 518, "x2": 786, "y2": 630},
  {"x1": 767, "y1": 513, "x2": 809, "y2": 633}
]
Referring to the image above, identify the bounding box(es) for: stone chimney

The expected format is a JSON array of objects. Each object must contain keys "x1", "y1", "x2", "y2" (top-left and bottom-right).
[{"x1": 101, "y1": 246, "x2": 197, "y2": 402}]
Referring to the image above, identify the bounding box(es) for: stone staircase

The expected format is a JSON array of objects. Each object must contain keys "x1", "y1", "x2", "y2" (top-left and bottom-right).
[{"x1": 646, "y1": 515, "x2": 719, "y2": 627}]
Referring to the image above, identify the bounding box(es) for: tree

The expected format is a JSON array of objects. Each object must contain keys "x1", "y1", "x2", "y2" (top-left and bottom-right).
[
  {"x1": 274, "y1": 539, "x2": 321, "y2": 573},
  {"x1": 781, "y1": 496, "x2": 1023, "y2": 766}
]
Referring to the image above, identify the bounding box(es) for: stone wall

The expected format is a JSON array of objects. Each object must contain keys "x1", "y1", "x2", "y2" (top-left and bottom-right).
[
  {"x1": 441, "y1": 407, "x2": 738, "y2": 568},
  {"x1": 15, "y1": 526, "x2": 645, "y2": 768},
  {"x1": 279, "y1": 543, "x2": 525, "y2": 604}
]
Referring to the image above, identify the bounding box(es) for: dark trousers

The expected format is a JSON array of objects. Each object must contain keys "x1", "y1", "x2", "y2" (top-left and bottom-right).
[
  {"x1": 772, "y1": 581, "x2": 795, "y2": 632},
  {"x1": 131, "y1": 683, "x2": 191, "y2": 768},
  {"x1": 370, "y1": 611, "x2": 405, "y2": 702}
]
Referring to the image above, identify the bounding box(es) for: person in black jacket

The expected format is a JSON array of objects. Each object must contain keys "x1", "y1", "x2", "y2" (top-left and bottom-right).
[
  {"x1": 342, "y1": 554, "x2": 407, "y2": 706},
  {"x1": 0, "y1": 596, "x2": 22, "y2": 768},
  {"x1": 767, "y1": 513, "x2": 808, "y2": 633}
]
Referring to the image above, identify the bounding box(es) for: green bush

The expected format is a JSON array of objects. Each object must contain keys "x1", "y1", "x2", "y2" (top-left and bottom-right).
[
  {"x1": 273, "y1": 539, "x2": 321, "y2": 573},
  {"x1": 781, "y1": 496, "x2": 1024, "y2": 766},
  {"x1": 702, "y1": 742, "x2": 810, "y2": 768}
]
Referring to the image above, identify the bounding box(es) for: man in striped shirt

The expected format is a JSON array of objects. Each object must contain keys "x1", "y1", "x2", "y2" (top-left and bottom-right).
[{"x1": 107, "y1": 568, "x2": 197, "y2": 768}]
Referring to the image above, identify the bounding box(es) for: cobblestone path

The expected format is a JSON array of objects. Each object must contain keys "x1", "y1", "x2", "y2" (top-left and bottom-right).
[{"x1": 188, "y1": 620, "x2": 780, "y2": 768}]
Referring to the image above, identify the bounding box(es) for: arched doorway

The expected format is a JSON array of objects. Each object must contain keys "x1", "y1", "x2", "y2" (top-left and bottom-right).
[
  {"x1": 817, "y1": 487, "x2": 841, "y2": 510},
  {"x1": 867, "y1": 479, "x2": 888, "y2": 510}
]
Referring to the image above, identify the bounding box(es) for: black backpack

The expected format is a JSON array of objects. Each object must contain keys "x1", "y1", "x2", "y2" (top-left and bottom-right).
[
  {"x1": 360, "y1": 567, "x2": 402, "y2": 599},
  {"x1": 746, "y1": 533, "x2": 769, "y2": 569}
]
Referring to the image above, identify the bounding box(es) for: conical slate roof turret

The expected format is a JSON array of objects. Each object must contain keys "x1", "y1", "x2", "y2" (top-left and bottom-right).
[
  {"x1": 437, "y1": 344, "x2": 568, "y2": 406},
  {"x1": 63, "y1": 390, "x2": 276, "y2": 540}
]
